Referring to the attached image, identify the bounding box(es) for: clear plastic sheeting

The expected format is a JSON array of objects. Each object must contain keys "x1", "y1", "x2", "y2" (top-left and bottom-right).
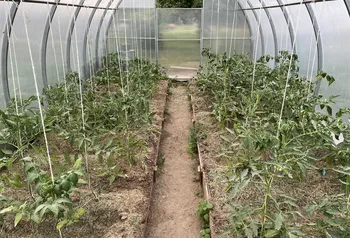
[
  {"x1": 69, "y1": 5, "x2": 93, "y2": 78},
  {"x1": 0, "y1": 0, "x2": 349, "y2": 112},
  {"x1": 314, "y1": 1, "x2": 350, "y2": 115},
  {"x1": 46, "y1": 5, "x2": 75, "y2": 87},
  {"x1": 263, "y1": 0, "x2": 293, "y2": 53},
  {"x1": 281, "y1": 1, "x2": 318, "y2": 77},
  {"x1": 202, "y1": 0, "x2": 252, "y2": 57},
  {"x1": 107, "y1": 0, "x2": 156, "y2": 62},
  {"x1": 8, "y1": 3, "x2": 46, "y2": 100},
  {"x1": 157, "y1": 8, "x2": 201, "y2": 69},
  {"x1": 248, "y1": 0, "x2": 275, "y2": 65},
  {"x1": 0, "y1": 2, "x2": 10, "y2": 108}
]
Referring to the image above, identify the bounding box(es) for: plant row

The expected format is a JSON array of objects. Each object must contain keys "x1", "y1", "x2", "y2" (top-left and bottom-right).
[
  {"x1": 195, "y1": 49, "x2": 350, "y2": 237},
  {"x1": 0, "y1": 55, "x2": 164, "y2": 234}
]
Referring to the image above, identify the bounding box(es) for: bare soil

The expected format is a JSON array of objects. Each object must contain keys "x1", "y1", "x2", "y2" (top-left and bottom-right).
[
  {"x1": 147, "y1": 85, "x2": 201, "y2": 238},
  {"x1": 0, "y1": 81, "x2": 168, "y2": 238}
]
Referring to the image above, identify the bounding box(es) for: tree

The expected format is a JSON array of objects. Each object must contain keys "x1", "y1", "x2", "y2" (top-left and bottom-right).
[{"x1": 156, "y1": 0, "x2": 202, "y2": 8}]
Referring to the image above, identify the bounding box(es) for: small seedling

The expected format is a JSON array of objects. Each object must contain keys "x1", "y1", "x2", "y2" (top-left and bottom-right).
[
  {"x1": 188, "y1": 125, "x2": 198, "y2": 157},
  {"x1": 194, "y1": 189, "x2": 203, "y2": 198},
  {"x1": 197, "y1": 200, "x2": 213, "y2": 238}
]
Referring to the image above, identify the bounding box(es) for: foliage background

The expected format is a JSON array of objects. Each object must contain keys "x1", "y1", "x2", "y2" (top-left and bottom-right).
[{"x1": 156, "y1": 0, "x2": 202, "y2": 8}]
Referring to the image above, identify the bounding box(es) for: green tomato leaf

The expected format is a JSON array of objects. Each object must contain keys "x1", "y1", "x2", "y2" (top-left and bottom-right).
[
  {"x1": 326, "y1": 75, "x2": 335, "y2": 86},
  {"x1": 264, "y1": 229, "x2": 280, "y2": 237},
  {"x1": 73, "y1": 158, "x2": 82, "y2": 170},
  {"x1": 1, "y1": 149, "x2": 13, "y2": 156},
  {"x1": 203, "y1": 213, "x2": 209, "y2": 222},
  {"x1": 0, "y1": 206, "x2": 15, "y2": 214},
  {"x1": 48, "y1": 204, "x2": 60, "y2": 216},
  {"x1": 14, "y1": 212, "x2": 23, "y2": 227},
  {"x1": 56, "y1": 219, "x2": 69, "y2": 231},
  {"x1": 274, "y1": 212, "x2": 284, "y2": 231},
  {"x1": 326, "y1": 106, "x2": 332, "y2": 116},
  {"x1": 73, "y1": 208, "x2": 85, "y2": 219},
  {"x1": 26, "y1": 171, "x2": 40, "y2": 185},
  {"x1": 109, "y1": 175, "x2": 116, "y2": 185}
]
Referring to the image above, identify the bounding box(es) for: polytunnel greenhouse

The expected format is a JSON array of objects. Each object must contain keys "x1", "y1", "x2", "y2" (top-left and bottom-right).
[{"x1": 1, "y1": 0, "x2": 350, "y2": 237}]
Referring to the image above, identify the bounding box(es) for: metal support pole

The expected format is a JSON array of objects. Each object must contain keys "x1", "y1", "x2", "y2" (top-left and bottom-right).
[
  {"x1": 245, "y1": 0, "x2": 265, "y2": 56},
  {"x1": 66, "y1": 0, "x2": 85, "y2": 73},
  {"x1": 260, "y1": 0, "x2": 279, "y2": 65},
  {"x1": 1, "y1": 2, "x2": 19, "y2": 105},
  {"x1": 200, "y1": 7, "x2": 204, "y2": 65},
  {"x1": 305, "y1": 3, "x2": 323, "y2": 94},
  {"x1": 345, "y1": 0, "x2": 350, "y2": 16},
  {"x1": 237, "y1": 1, "x2": 254, "y2": 57},
  {"x1": 104, "y1": 0, "x2": 124, "y2": 54},
  {"x1": 41, "y1": 1, "x2": 60, "y2": 89},
  {"x1": 155, "y1": 8, "x2": 159, "y2": 64},
  {"x1": 82, "y1": 0, "x2": 103, "y2": 80},
  {"x1": 95, "y1": 0, "x2": 116, "y2": 69},
  {"x1": 276, "y1": 0, "x2": 296, "y2": 53}
]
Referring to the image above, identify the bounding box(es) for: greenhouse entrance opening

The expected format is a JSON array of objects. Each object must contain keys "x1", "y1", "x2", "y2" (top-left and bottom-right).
[{"x1": 157, "y1": 9, "x2": 202, "y2": 80}]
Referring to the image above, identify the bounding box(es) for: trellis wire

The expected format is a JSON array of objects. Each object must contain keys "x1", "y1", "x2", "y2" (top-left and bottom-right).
[
  {"x1": 6, "y1": 0, "x2": 23, "y2": 106},
  {"x1": 71, "y1": 0, "x2": 91, "y2": 191},
  {"x1": 20, "y1": 0, "x2": 55, "y2": 183},
  {"x1": 209, "y1": 0, "x2": 214, "y2": 49},
  {"x1": 229, "y1": 0, "x2": 238, "y2": 56},
  {"x1": 232, "y1": 0, "x2": 239, "y2": 52},
  {"x1": 225, "y1": 0, "x2": 229, "y2": 53},
  {"x1": 251, "y1": 5, "x2": 264, "y2": 97},
  {"x1": 277, "y1": 0, "x2": 304, "y2": 136},
  {"x1": 215, "y1": 0, "x2": 219, "y2": 54},
  {"x1": 112, "y1": 11, "x2": 125, "y2": 94},
  {"x1": 242, "y1": 0, "x2": 248, "y2": 54},
  {"x1": 46, "y1": 1, "x2": 60, "y2": 83},
  {"x1": 307, "y1": 2, "x2": 326, "y2": 97}
]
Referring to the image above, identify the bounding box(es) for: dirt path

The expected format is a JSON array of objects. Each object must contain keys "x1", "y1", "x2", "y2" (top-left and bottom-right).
[{"x1": 147, "y1": 85, "x2": 201, "y2": 238}]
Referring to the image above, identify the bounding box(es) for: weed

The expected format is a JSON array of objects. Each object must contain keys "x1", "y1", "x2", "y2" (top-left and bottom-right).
[
  {"x1": 188, "y1": 94, "x2": 193, "y2": 112},
  {"x1": 197, "y1": 200, "x2": 213, "y2": 238},
  {"x1": 188, "y1": 125, "x2": 198, "y2": 157},
  {"x1": 194, "y1": 189, "x2": 203, "y2": 198}
]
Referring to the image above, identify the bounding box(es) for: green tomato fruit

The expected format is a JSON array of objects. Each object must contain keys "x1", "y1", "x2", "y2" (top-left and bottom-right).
[
  {"x1": 54, "y1": 184, "x2": 61, "y2": 197},
  {"x1": 60, "y1": 179, "x2": 71, "y2": 192},
  {"x1": 68, "y1": 173, "x2": 78, "y2": 186}
]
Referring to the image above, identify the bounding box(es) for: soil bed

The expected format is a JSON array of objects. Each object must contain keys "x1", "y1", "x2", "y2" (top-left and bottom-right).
[
  {"x1": 189, "y1": 83, "x2": 343, "y2": 237},
  {"x1": 147, "y1": 85, "x2": 201, "y2": 238},
  {"x1": 1, "y1": 80, "x2": 168, "y2": 238}
]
